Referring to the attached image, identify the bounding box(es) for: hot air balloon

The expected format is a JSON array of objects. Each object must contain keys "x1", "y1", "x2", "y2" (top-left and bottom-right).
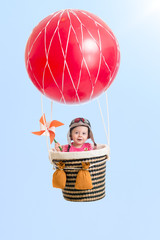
[{"x1": 25, "y1": 9, "x2": 120, "y2": 202}]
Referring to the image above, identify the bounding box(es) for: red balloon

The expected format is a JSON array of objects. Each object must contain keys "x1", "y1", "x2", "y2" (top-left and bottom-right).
[{"x1": 25, "y1": 9, "x2": 120, "y2": 104}]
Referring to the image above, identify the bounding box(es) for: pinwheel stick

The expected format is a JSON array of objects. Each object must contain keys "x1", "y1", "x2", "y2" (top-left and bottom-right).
[{"x1": 54, "y1": 139, "x2": 63, "y2": 152}]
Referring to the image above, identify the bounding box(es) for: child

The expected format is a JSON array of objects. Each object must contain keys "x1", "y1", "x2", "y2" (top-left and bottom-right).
[{"x1": 55, "y1": 117, "x2": 96, "y2": 152}]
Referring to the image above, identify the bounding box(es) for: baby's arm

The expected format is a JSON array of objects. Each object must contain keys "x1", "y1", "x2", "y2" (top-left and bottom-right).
[
  {"x1": 55, "y1": 142, "x2": 62, "y2": 152},
  {"x1": 55, "y1": 143, "x2": 69, "y2": 152}
]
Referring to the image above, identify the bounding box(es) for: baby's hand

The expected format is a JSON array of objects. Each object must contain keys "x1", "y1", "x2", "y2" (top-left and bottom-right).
[{"x1": 55, "y1": 142, "x2": 62, "y2": 152}]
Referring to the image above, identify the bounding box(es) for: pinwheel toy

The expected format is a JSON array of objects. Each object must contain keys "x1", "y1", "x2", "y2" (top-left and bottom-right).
[{"x1": 32, "y1": 114, "x2": 64, "y2": 150}]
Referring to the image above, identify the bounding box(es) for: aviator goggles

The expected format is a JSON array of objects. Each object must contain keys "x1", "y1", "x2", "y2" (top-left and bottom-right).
[{"x1": 69, "y1": 118, "x2": 91, "y2": 127}]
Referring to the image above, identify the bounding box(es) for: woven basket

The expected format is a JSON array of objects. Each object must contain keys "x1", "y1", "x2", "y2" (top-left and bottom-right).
[{"x1": 49, "y1": 144, "x2": 110, "y2": 202}]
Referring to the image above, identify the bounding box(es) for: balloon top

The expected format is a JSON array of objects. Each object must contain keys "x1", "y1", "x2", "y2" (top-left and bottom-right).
[{"x1": 25, "y1": 9, "x2": 120, "y2": 104}]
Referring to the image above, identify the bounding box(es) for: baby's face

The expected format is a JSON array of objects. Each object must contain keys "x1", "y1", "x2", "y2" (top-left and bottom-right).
[{"x1": 71, "y1": 126, "x2": 88, "y2": 148}]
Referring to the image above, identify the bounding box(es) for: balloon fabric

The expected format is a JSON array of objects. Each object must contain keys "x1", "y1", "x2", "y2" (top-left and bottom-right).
[{"x1": 25, "y1": 9, "x2": 120, "y2": 104}]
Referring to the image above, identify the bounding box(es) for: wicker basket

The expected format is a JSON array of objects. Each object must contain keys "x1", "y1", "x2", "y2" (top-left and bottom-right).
[{"x1": 49, "y1": 144, "x2": 110, "y2": 202}]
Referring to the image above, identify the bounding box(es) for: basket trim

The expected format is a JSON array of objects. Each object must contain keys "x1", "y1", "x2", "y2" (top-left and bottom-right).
[{"x1": 49, "y1": 144, "x2": 110, "y2": 162}]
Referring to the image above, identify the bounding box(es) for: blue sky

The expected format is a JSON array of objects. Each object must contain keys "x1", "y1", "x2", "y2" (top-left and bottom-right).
[{"x1": 1, "y1": 1, "x2": 160, "y2": 240}]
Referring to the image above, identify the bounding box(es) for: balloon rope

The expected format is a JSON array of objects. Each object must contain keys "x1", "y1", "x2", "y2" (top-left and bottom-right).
[
  {"x1": 97, "y1": 94, "x2": 110, "y2": 147},
  {"x1": 51, "y1": 101, "x2": 53, "y2": 121},
  {"x1": 105, "y1": 92, "x2": 110, "y2": 147},
  {"x1": 41, "y1": 94, "x2": 50, "y2": 152}
]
